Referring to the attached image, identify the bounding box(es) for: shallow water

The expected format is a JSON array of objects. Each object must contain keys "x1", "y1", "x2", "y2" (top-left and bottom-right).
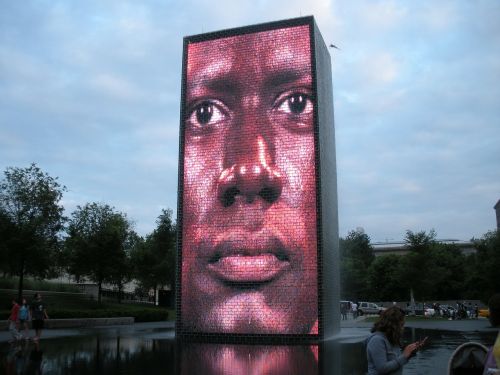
[
  {"x1": 0, "y1": 325, "x2": 496, "y2": 374},
  {"x1": 403, "y1": 328, "x2": 496, "y2": 375}
]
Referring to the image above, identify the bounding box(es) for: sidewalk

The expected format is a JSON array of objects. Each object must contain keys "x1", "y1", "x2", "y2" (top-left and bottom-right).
[
  {"x1": 0, "y1": 321, "x2": 175, "y2": 343},
  {"x1": 340, "y1": 315, "x2": 496, "y2": 332},
  {"x1": 1, "y1": 317, "x2": 134, "y2": 330}
]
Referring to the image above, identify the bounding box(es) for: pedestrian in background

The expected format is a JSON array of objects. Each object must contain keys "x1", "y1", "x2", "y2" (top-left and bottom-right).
[
  {"x1": 7, "y1": 297, "x2": 21, "y2": 342},
  {"x1": 30, "y1": 293, "x2": 48, "y2": 341},
  {"x1": 18, "y1": 297, "x2": 31, "y2": 339},
  {"x1": 352, "y1": 302, "x2": 358, "y2": 319},
  {"x1": 341, "y1": 303, "x2": 347, "y2": 320}
]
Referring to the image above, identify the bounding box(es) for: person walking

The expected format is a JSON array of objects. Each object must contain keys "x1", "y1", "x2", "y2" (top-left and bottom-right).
[
  {"x1": 352, "y1": 302, "x2": 358, "y2": 319},
  {"x1": 341, "y1": 303, "x2": 347, "y2": 320},
  {"x1": 30, "y1": 293, "x2": 48, "y2": 341},
  {"x1": 366, "y1": 306, "x2": 425, "y2": 375},
  {"x1": 18, "y1": 297, "x2": 31, "y2": 339},
  {"x1": 7, "y1": 297, "x2": 21, "y2": 342}
]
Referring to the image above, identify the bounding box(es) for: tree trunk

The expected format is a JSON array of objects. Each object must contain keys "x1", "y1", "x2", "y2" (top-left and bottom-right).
[
  {"x1": 17, "y1": 258, "x2": 25, "y2": 302},
  {"x1": 98, "y1": 281, "x2": 102, "y2": 304},
  {"x1": 118, "y1": 283, "x2": 123, "y2": 304}
]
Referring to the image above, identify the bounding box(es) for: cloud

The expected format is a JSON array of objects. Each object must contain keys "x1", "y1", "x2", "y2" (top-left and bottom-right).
[
  {"x1": 1, "y1": 0, "x2": 499, "y2": 241},
  {"x1": 421, "y1": 2, "x2": 458, "y2": 30},
  {"x1": 396, "y1": 180, "x2": 423, "y2": 194},
  {"x1": 358, "y1": 0, "x2": 407, "y2": 30},
  {"x1": 362, "y1": 52, "x2": 400, "y2": 84},
  {"x1": 89, "y1": 73, "x2": 142, "y2": 101}
]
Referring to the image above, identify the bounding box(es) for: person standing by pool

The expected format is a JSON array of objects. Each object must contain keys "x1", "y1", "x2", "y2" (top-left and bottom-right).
[
  {"x1": 18, "y1": 297, "x2": 31, "y2": 339},
  {"x1": 31, "y1": 293, "x2": 48, "y2": 341},
  {"x1": 366, "y1": 306, "x2": 424, "y2": 375},
  {"x1": 7, "y1": 297, "x2": 21, "y2": 342}
]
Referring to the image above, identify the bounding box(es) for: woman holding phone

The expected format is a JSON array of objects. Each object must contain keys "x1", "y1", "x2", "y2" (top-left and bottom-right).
[{"x1": 366, "y1": 306, "x2": 426, "y2": 374}]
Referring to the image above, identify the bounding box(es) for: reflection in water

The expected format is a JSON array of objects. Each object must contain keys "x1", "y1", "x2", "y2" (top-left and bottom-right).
[
  {"x1": 0, "y1": 327, "x2": 497, "y2": 375},
  {"x1": 179, "y1": 343, "x2": 318, "y2": 375},
  {"x1": 3, "y1": 340, "x2": 43, "y2": 375},
  {"x1": 1, "y1": 336, "x2": 176, "y2": 375}
]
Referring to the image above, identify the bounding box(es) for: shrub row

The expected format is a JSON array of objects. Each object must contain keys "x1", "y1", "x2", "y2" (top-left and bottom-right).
[
  {"x1": 0, "y1": 277, "x2": 80, "y2": 293},
  {"x1": 2, "y1": 306, "x2": 172, "y2": 323},
  {"x1": 0, "y1": 308, "x2": 173, "y2": 323},
  {"x1": 48, "y1": 307, "x2": 170, "y2": 322}
]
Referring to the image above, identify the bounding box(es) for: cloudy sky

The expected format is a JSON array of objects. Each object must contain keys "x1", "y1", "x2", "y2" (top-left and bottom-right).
[{"x1": 1, "y1": 1, "x2": 499, "y2": 242}]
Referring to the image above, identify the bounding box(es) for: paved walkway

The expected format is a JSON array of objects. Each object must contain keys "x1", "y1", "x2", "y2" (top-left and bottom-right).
[
  {"x1": 0, "y1": 321, "x2": 175, "y2": 343},
  {"x1": 341, "y1": 316, "x2": 496, "y2": 332}
]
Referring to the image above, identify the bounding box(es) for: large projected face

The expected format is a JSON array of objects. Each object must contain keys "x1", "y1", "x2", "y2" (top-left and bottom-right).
[{"x1": 181, "y1": 24, "x2": 318, "y2": 335}]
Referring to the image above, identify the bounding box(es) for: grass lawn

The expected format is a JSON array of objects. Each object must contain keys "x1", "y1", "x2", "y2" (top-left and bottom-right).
[{"x1": 1, "y1": 287, "x2": 174, "y2": 322}]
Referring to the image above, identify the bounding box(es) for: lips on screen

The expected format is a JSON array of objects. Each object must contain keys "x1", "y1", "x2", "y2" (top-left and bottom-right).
[{"x1": 181, "y1": 24, "x2": 319, "y2": 335}]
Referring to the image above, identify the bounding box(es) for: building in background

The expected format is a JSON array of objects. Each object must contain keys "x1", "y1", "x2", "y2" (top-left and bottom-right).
[{"x1": 495, "y1": 199, "x2": 500, "y2": 230}]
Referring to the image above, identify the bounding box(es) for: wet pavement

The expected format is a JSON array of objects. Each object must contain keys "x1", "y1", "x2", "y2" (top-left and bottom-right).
[
  {"x1": 342, "y1": 315, "x2": 497, "y2": 331},
  {"x1": 0, "y1": 321, "x2": 175, "y2": 344}
]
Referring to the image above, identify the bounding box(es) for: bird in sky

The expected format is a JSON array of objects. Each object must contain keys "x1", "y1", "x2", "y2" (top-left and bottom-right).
[{"x1": 329, "y1": 43, "x2": 341, "y2": 50}]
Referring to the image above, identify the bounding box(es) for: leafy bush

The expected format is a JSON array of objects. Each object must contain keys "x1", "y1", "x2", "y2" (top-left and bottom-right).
[
  {"x1": 0, "y1": 277, "x2": 80, "y2": 293},
  {"x1": 45, "y1": 306, "x2": 170, "y2": 322},
  {"x1": 1, "y1": 306, "x2": 170, "y2": 322}
]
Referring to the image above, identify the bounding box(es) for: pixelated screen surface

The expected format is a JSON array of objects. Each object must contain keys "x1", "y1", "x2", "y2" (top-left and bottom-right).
[{"x1": 180, "y1": 23, "x2": 318, "y2": 335}]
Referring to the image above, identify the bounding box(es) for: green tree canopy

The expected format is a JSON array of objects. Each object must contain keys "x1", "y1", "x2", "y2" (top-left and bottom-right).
[
  {"x1": 426, "y1": 243, "x2": 466, "y2": 300},
  {"x1": 471, "y1": 230, "x2": 500, "y2": 301},
  {"x1": 0, "y1": 163, "x2": 66, "y2": 300},
  {"x1": 339, "y1": 228, "x2": 495, "y2": 303},
  {"x1": 130, "y1": 209, "x2": 176, "y2": 304},
  {"x1": 367, "y1": 254, "x2": 407, "y2": 301},
  {"x1": 340, "y1": 229, "x2": 375, "y2": 300},
  {"x1": 65, "y1": 202, "x2": 132, "y2": 303},
  {"x1": 399, "y1": 229, "x2": 437, "y2": 300}
]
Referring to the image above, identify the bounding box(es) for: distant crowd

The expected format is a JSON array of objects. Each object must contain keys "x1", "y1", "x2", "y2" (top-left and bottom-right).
[{"x1": 341, "y1": 300, "x2": 484, "y2": 320}]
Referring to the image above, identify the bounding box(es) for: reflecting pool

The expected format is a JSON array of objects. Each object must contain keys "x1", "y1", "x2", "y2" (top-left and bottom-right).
[{"x1": 0, "y1": 323, "x2": 496, "y2": 374}]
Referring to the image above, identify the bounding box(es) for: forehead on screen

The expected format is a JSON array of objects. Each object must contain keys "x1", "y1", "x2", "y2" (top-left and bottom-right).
[{"x1": 186, "y1": 25, "x2": 311, "y2": 82}]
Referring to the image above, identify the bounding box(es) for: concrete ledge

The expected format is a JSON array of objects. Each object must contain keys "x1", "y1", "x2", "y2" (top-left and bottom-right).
[{"x1": 1, "y1": 317, "x2": 134, "y2": 330}]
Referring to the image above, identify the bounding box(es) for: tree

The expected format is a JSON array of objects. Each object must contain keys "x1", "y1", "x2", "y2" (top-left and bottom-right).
[
  {"x1": 470, "y1": 230, "x2": 500, "y2": 301},
  {"x1": 65, "y1": 203, "x2": 132, "y2": 303},
  {"x1": 367, "y1": 254, "x2": 407, "y2": 301},
  {"x1": 463, "y1": 252, "x2": 482, "y2": 299},
  {"x1": 131, "y1": 209, "x2": 176, "y2": 305},
  {"x1": 426, "y1": 243, "x2": 466, "y2": 300},
  {"x1": 0, "y1": 209, "x2": 15, "y2": 277},
  {"x1": 400, "y1": 229, "x2": 437, "y2": 300},
  {"x1": 0, "y1": 163, "x2": 66, "y2": 300},
  {"x1": 340, "y1": 229, "x2": 375, "y2": 300},
  {"x1": 109, "y1": 230, "x2": 141, "y2": 303}
]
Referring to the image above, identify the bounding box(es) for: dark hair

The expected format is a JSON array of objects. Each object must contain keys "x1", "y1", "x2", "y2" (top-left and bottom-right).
[
  {"x1": 371, "y1": 306, "x2": 405, "y2": 346},
  {"x1": 488, "y1": 293, "x2": 500, "y2": 327}
]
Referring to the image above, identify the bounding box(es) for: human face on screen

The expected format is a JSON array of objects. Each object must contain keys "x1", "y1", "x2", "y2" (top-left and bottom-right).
[{"x1": 181, "y1": 25, "x2": 318, "y2": 334}]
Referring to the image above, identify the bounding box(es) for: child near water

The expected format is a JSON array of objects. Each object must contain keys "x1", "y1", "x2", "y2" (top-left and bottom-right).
[{"x1": 18, "y1": 298, "x2": 31, "y2": 339}]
